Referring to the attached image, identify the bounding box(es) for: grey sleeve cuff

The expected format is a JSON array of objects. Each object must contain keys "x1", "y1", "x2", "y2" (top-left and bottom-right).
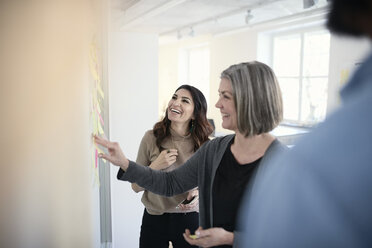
[{"x1": 116, "y1": 160, "x2": 142, "y2": 182}]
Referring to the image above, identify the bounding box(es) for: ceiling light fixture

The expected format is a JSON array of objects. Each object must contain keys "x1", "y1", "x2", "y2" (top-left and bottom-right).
[
  {"x1": 189, "y1": 27, "x2": 195, "y2": 37},
  {"x1": 245, "y1": 9, "x2": 254, "y2": 24},
  {"x1": 303, "y1": 0, "x2": 318, "y2": 9}
]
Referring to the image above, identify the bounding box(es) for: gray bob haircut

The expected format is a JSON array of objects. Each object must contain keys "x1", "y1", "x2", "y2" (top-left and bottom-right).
[{"x1": 221, "y1": 61, "x2": 283, "y2": 137}]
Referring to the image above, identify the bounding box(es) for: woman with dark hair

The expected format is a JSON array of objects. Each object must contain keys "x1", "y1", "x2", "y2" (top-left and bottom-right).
[
  {"x1": 95, "y1": 61, "x2": 287, "y2": 247},
  {"x1": 131, "y1": 84, "x2": 213, "y2": 248}
]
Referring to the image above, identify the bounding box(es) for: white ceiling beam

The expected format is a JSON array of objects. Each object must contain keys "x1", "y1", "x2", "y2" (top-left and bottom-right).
[
  {"x1": 120, "y1": 0, "x2": 188, "y2": 31},
  {"x1": 213, "y1": 6, "x2": 329, "y2": 37},
  {"x1": 159, "y1": 0, "x2": 284, "y2": 36}
]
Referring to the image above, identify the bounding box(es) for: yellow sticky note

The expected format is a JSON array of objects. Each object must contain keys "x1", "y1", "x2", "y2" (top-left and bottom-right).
[
  {"x1": 92, "y1": 117, "x2": 98, "y2": 135},
  {"x1": 98, "y1": 122, "x2": 104, "y2": 135},
  {"x1": 94, "y1": 143, "x2": 104, "y2": 154},
  {"x1": 97, "y1": 82, "x2": 104, "y2": 99},
  {"x1": 96, "y1": 102, "x2": 101, "y2": 113}
]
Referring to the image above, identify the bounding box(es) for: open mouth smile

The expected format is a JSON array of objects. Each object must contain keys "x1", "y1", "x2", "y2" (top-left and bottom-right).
[{"x1": 170, "y1": 108, "x2": 181, "y2": 114}]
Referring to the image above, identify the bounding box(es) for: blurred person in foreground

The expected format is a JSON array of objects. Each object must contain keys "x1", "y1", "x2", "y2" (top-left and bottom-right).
[
  {"x1": 236, "y1": 0, "x2": 372, "y2": 247},
  {"x1": 95, "y1": 61, "x2": 287, "y2": 247}
]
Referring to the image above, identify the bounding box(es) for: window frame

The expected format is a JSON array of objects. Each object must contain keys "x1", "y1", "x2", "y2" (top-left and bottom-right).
[
  {"x1": 270, "y1": 25, "x2": 331, "y2": 127},
  {"x1": 178, "y1": 43, "x2": 210, "y2": 106}
]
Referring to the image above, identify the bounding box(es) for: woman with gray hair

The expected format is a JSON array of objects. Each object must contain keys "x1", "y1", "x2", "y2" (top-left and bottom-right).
[{"x1": 95, "y1": 61, "x2": 287, "y2": 248}]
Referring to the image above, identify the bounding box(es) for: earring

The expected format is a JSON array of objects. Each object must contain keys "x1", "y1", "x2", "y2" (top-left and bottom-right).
[{"x1": 190, "y1": 120, "x2": 195, "y2": 133}]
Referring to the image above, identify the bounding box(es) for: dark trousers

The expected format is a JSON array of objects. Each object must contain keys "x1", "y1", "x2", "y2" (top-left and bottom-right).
[{"x1": 139, "y1": 209, "x2": 199, "y2": 248}]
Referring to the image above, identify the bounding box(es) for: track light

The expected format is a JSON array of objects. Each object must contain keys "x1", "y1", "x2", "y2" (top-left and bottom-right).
[
  {"x1": 303, "y1": 0, "x2": 318, "y2": 9},
  {"x1": 245, "y1": 9, "x2": 254, "y2": 24},
  {"x1": 189, "y1": 27, "x2": 194, "y2": 37}
]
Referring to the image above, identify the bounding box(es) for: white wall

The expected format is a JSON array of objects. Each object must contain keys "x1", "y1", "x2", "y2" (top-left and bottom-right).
[
  {"x1": 209, "y1": 31, "x2": 259, "y2": 134},
  {"x1": 158, "y1": 35, "x2": 213, "y2": 118},
  {"x1": 108, "y1": 32, "x2": 159, "y2": 248},
  {"x1": 0, "y1": 1, "x2": 97, "y2": 247}
]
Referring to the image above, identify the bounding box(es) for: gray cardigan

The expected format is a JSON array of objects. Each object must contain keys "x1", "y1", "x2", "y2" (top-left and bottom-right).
[{"x1": 118, "y1": 134, "x2": 286, "y2": 234}]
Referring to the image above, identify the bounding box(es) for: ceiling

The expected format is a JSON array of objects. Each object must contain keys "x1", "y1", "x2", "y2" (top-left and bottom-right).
[{"x1": 110, "y1": 0, "x2": 330, "y2": 43}]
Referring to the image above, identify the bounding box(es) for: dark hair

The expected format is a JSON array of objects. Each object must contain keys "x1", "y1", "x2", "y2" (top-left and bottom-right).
[
  {"x1": 327, "y1": 0, "x2": 372, "y2": 37},
  {"x1": 153, "y1": 84, "x2": 213, "y2": 151},
  {"x1": 221, "y1": 61, "x2": 283, "y2": 137}
]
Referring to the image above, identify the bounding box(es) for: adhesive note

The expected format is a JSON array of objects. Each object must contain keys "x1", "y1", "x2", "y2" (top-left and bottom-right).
[
  {"x1": 94, "y1": 143, "x2": 104, "y2": 155},
  {"x1": 96, "y1": 101, "x2": 101, "y2": 113},
  {"x1": 90, "y1": 37, "x2": 105, "y2": 187},
  {"x1": 92, "y1": 111, "x2": 98, "y2": 135},
  {"x1": 89, "y1": 43, "x2": 100, "y2": 82},
  {"x1": 95, "y1": 149, "x2": 98, "y2": 168},
  {"x1": 95, "y1": 107, "x2": 104, "y2": 126},
  {"x1": 97, "y1": 82, "x2": 104, "y2": 99},
  {"x1": 98, "y1": 122, "x2": 104, "y2": 135}
]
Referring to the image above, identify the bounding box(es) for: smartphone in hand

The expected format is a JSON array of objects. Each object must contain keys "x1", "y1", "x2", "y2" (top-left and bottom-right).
[{"x1": 182, "y1": 196, "x2": 196, "y2": 204}]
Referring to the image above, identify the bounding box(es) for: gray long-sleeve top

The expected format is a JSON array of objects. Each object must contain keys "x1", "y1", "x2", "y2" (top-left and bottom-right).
[{"x1": 118, "y1": 134, "x2": 286, "y2": 232}]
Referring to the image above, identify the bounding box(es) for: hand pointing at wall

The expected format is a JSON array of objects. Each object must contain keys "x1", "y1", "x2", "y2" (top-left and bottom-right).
[{"x1": 94, "y1": 135, "x2": 129, "y2": 171}]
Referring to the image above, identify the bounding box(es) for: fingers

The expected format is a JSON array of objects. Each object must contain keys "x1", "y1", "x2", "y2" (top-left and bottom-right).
[
  {"x1": 195, "y1": 226, "x2": 203, "y2": 236},
  {"x1": 183, "y1": 233, "x2": 195, "y2": 245},
  {"x1": 93, "y1": 135, "x2": 129, "y2": 170},
  {"x1": 188, "y1": 197, "x2": 199, "y2": 208},
  {"x1": 108, "y1": 142, "x2": 121, "y2": 153},
  {"x1": 93, "y1": 135, "x2": 107, "y2": 147},
  {"x1": 190, "y1": 189, "x2": 199, "y2": 198},
  {"x1": 153, "y1": 148, "x2": 178, "y2": 169},
  {"x1": 187, "y1": 192, "x2": 196, "y2": 200},
  {"x1": 177, "y1": 203, "x2": 189, "y2": 211},
  {"x1": 183, "y1": 229, "x2": 198, "y2": 245},
  {"x1": 183, "y1": 227, "x2": 205, "y2": 246},
  {"x1": 168, "y1": 156, "x2": 177, "y2": 164},
  {"x1": 178, "y1": 202, "x2": 197, "y2": 211},
  {"x1": 98, "y1": 152, "x2": 110, "y2": 161},
  {"x1": 94, "y1": 135, "x2": 122, "y2": 154},
  {"x1": 164, "y1": 149, "x2": 177, "y2": 165},
  {"x1": 160, "y1": 149, "x2": 178, "y2": 160},
  {"x1": 94, "y1": 135, "x2": 109, "y2": 159},
  {"x1": 166, "y1": 149, "x2": 178, "y2": 157},
  {"x1": 162, "y1": 149, "x2": 177, "y2": 154}
]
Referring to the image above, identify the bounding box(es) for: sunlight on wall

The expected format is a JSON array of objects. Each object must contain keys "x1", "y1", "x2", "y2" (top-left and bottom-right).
[{"x1": 0, "y1": 1, "x2": 97, "y2": 247}]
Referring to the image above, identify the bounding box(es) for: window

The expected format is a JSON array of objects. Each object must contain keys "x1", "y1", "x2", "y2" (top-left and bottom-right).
[
  {"x1": 178, "y1": 44, "x2": 210, "y2": 105},
  {"x1": 272, "y1": 28, "x2": 330, "y2": 126}
]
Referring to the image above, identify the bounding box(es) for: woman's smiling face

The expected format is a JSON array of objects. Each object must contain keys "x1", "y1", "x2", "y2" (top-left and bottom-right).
[
  {"x1": 215, "y1": 78, "x2": 237, "y2": 132},
  {"x1": 167, "y1": 88, "x2": 195, "y2": 124}
]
